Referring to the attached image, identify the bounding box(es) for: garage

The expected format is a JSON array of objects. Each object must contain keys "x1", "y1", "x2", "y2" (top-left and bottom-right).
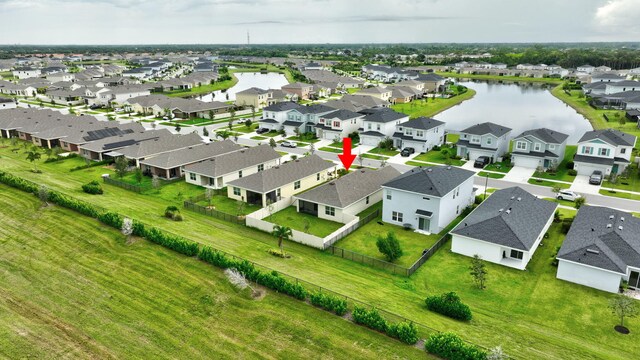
[
  {"x1": 574, "y1": 162, "x2": 609, "y2": 176},
  {"x1": 360, "y1": 135, "x2": 381, "y2": 146},
  {"x1": 512, "y1": 155, "x2": 541, "y2": 169},
  {"x1": 467, "y1": 149, "x2": 495, "y2": 163}
]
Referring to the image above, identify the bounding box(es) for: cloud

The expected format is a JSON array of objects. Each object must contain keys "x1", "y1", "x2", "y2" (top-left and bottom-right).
[{"x1": 595, "y1": 0, "x2": 640, "y2": 31}]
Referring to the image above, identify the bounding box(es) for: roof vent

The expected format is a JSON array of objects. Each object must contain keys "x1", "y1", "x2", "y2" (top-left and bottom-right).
[
  {"x1": 606, "y1": 224, "x2": 612, "y2": 228},
  {"x1": 609, "y1": 215, "x2": 615, "y2": 220},
  {"x1": 517, "y1": 197, "x2": 522, "y2": 201},
  {"x1": 619, "y1": 226, "x2": 623, "y2": 231},
  {"x1": 427, "y1": 168, "x2": 432, "y2": 172},
  {"x1": 586, "y1": 248, "x2": 600, "y2": 255},
  {"x1": 506, "y1": 209, "x2": 511, "y2": 214},
  {"x1": 510, "y1": 196, "x2": 515, "y2": 200},
  {"x1": 621, "y1": 217, "x2": 625, "y2": 222},
  {"x1": 499, "y1": 208, "x2": 504, "y2": 212}
]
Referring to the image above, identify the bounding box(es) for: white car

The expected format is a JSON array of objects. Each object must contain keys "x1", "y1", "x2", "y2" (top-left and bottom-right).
[
  {"x1": 556, "y1": 190, "x2": 581, "y2": 202},
  {"x1": 280, "y1": 141, "x2": 297, "y2": 148}
]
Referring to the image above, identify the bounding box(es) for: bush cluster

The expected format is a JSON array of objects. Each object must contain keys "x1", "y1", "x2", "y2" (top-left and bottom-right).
[
  {"x1": 425, "y1": 292, "x2": 472, "y2": 321},
  {"x1": 82, "y1": 180, "x2": 103, "y2": 194},
  {"x1": 425, "y1": 332, "x2": 487, "y2": 360},
  {"x1": 309, "y1": 292, "x2": 348, "y2": 316},
  {"x1": 164, "y1": 205, "x2": 183, "y2": 221},
  {"x1": 142, "y1": 227, "x2": 199, "y2": 256},
  {"x1": 352, "y1": 306, "x2": 418, "y2": 344},
  {"x1": 70, "y1": 158, "x2": 114, "y2": 172},
  {"x1": 0, "y1": 171, "x2": 38, "y2": 194},
  {"x1": 567, "y1": 169, "x2": 578, "y2": 176},
  {"x1": 47, "y1": 190, "x2": 100, "y2": 218},
  {"x1": 44, "y1": 153, "x2": 78, "y2": 163}
]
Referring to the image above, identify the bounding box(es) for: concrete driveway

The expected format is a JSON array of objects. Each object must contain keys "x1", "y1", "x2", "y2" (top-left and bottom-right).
[
  {"x1": 570, "y1": 175, "x2": 601, "y2": 195},
  {"x1": 502, "y1": 166, "x2": 536, "y2": 182}
]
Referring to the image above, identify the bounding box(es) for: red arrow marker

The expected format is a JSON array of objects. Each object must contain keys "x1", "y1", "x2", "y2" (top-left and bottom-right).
[{"x1": 338, "y1": 137, "x2": 357, "y2": 171}]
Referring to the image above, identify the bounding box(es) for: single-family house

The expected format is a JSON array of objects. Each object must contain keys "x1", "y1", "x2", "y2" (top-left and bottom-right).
[
  {"x1": 259, "y1": 102, "x2": 334, "y2": 135},
  {"x1": 12, "y1": 67, "x2": 41, "y2": 79},
  {"x1": 456, "y1": 122, "x2": 512, "y2": 162},
  {"x1": 106, "y1": 132, "x2": 203, "y2": 167},
  {"x1": 315, "y1": 109, "x2": 365, "y2": 141},
  {"x1": 557, "y1": 206, "x2": 640, "y2": 293},
  {"x1": 358, "y1": 86, "x2": 392, "y2": 102},
  {"x1": 235, "y1": 87, "x2": 272, "y2": 109},
  {"x1": 78, "y1": 129, "x2": 173, "y2": 161},
  {"x1": 294, "y1": 166, "x2": 401, "y2": 224},
  {"x1": 0, "y1": 97, "x2": 17, "y2": 110},
  {"x1": 590, "y1": 73, "x2": 626, "y2": 83},
  {"x1": 415, "y1": 73, "x2": 446, "y2": 93},
  {"x1": 604, "y1": 80, "x2": 640, "y2": 95},
  {"x1": 392, "y1": 117, "x2": 445, "y2": 153},
  {"x1": 281, "y1": 82, "x2": 313, "y2": 100},
  {"x1": 139, "y1": 140, "x2": 242, "y2": 179},
  {"x1": 577, "y1": 65, "x2": 595, "y2": 74},
  {"x1": 227, "y1": 154, "x2": 336, "y2": 207},
  {"x1": 573, "y1": 129, "x2": 636, "y2": 176},
  {"x1": 359, "y1": 108, "x2": 410, "y2": 146},
  {"x1": 511, "y1": 128, "x2": 569, "y2": 170},
  {"x1": 451, "y1": 187, "x2": 557, "y2": 270},
  {"x1": 46, "y1": 72, "x2": 75, "y2": 83},
  {"x1": 184, "y1": 144, "x2": 281, "y2": 189},
  {"x1": 381, "y1": 166, "x2": 475, "y2": 234}
]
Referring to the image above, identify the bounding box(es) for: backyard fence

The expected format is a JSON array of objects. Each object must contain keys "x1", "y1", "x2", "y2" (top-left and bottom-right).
[
  {"x1": 183, "y1": 193, "x2": 246, "y2": 225},
  {"x1": 322, "y1": 209, "x2": 380, "y2": 248},
  {"x1": 103, "y1": 176, "x2": 150, "y2": 193}
]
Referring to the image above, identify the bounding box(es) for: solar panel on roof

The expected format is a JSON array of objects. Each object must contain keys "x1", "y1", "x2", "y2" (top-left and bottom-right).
[
  {"x1": 83, "y1": 127, "x2": 136, "y2": 142},
  {"x1": 103, "y1": 139, "x2": 137, "y2": 150}
]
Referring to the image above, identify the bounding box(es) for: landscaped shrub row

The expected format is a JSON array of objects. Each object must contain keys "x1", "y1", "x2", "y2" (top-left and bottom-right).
[
  {"x1": 70, "y1": 158, "x2": 114, "y2": 172},
  {"x1": 309, "y1": 292, "x2": 348, "y2": 316},
  {"x1": 44, "y1": 153, "x2": 78, "y2": 163},
  {"x1": 424, "y1": 332, "x2": 487, "y2": 360},
  {"x1": 425, "y1": 292, "x2": 473, "y2": 321},
  {"x1": 82, "y1": 180, "x2": 104, "y2": 194},
  {"x1": 352, "y1": 306, "x2": 419, "y2": 345},
  {"x1": 0, "y1": 171, "x2": 39, "y2": 194}
]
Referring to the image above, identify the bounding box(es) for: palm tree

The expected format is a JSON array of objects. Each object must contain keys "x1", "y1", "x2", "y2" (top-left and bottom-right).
[
  {"x1": 25, "y1": 147, "x2": 42, "y2": 172},
  {"x1": 272, "y1": 225, "x2": 292, "y2": 255}
]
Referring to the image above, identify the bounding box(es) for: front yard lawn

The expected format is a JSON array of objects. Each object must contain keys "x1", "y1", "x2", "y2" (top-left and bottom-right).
[
  {"x1": 599, "y1": 189, "x2": 640, "y2": 201},
  {"x1": 319, "y1": 147, "x2": 342, "y2": 153},
  {"x1": 602, "y1": 165, "x2": 640, "y2": 193},
  {"x1": 477, "y1": 171, "x2": 505, "y2": 179},
  {"x1": 361, "y1": 153, "x2": 387, "y2": 160},
  {"x1": 329, "y1": 140, "x2": 358, "y2": 148},
  {"x1": 234, "y1": 123, "x2": 259, "y2": 133},
  {"x1": 412, "y1": 147, "x2": 464, "y2": 166},
  {"x1": 263, "y1": 131, "x2": 282, "y2": 138},
  {"x1": 528, "y1": 178, "x2": 571, "y2": 189},
  {"x1": 265, "y1": 206, "x2": 344, "y2": 238},
  {"x1": 483, "y1": 160, "x2": 512, "y2": 173},
  {"x1": 446, "y1": 133, "x2": 460, "y2": 144},
  {"x1": 367, "y1": 147, "x2": 399, "y2": 157},
  {"x1": 250, "y1": 135, "x2": 267, "y2": 140},
  {"x1": 532, "y1": 145, "x2": 577, "y2": 182},
  {"x1": 287, "y1": 135, "x2": 321, "y2": 144}
]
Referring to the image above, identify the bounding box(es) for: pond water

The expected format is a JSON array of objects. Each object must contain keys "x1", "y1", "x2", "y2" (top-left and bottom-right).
[
  {"x1": 435, "y1": 80, "x2": 592, "y2": 144},
  {"x1": 198, "y1": 72, "x2": 289, "y2": 102}
]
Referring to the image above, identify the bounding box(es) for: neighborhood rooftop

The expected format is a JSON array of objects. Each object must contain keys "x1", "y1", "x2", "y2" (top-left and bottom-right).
[
  {"x1": 382, "y1": 165, "x2": 475, "y2": 198},
  {"x1": 184, "y1": 144, "x2": 281, "y2": 177},
  {"x1": 578, "y1": 129, "x2": 637, "y2": 147},
  {"x1": 461, "y1": 122, "x2": 512, "y2": 137},
  {"x1": 514, "y1": 128, "x2": 569, "y2": 144},
  {"x1": 139, "y1": 140, "x2": 243, "y2": 169}
]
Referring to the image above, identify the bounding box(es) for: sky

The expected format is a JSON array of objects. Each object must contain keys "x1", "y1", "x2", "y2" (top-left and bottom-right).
[{"x1": 0, "y1": 0, "x2": 639, "y2": 44}]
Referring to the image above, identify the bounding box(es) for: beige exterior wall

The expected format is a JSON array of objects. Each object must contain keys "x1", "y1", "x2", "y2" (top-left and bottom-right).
[
  {"x1": 235, "y1": 93, "x2": 269, "y2": 109},
  {"x1": 186, "y1": 158, "x2": 281, "y2": 189}
]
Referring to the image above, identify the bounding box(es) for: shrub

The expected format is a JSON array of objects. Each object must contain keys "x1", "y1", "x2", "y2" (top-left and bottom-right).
[
  {"x1": 82, "y1": 180, "x2": 103, "y2": 194},
  {"x1": 97, "y1": 211, "x2": 123, "y2": 229},
  {"x1": 310, "y1": 292, "x2": 348, "y2": 316},
  {"x1": 566, "y1": 161, "x2": 574, "y2": 170},
  {"x1": 567, "y1": 169, "x2": 577, "y2": 176},
  {"x1": 376, "y1": 231, "x2": 403, "y2": 262},
  {"x1": 143, "y1": 227, "x2": 199, "y2": 256},
  {"x1": 474, "y1": 195, "x2": 484, "y2": 205},
  {"x1": 460, "y1": 205, "x2": 474, "y2": 217},
  {"x1": 164, "y1": 205, "x2": 182, "y2": 221},
  {"x1": 425, "y1": 292, "x2": 472, "y2": 321},
  {"x1": 425, "y1": 332, "x2": 487, "y2": 360},
  {"x1": 387, "y1": 321, "x2": 419, "y2": 345},
  {"x1": 70, "y1": 158, "x2": 113, "y2": 171},
  {"x1": 352, "y1": 306, "x2": 388, "y2": 333},
  {"x1": 0, "y1": 171, "x2": 38, "y2": 194}
]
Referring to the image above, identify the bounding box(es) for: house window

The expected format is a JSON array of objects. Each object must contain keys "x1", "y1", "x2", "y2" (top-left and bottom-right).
[
  {"x1": 549, "y1": 144, "x2": 556, "y2": 150},
  {"x1": 516, "y1": 141, "x2": 527, "y2": 150},
  {"x1": 599, "y1": 148, "x2": 609, "y2": 156},
  {"x1": 238, "y1": 170, "x2": 243, "y2": 178},
  {"x1": 294, "y1": 180, "x2": 301, "y2": 190},
  {"x1": 486, "y1": 137, "x2": 492, "y2": 145},
  {"x1": 416, "y1": 130, "x2": 424, "y2": 137},
  {"x1": 325, "y1": 206, "x2": 335, "y2": 216},
  {"x1": 386, "y1": 190, "x2": 392, "y2": 200},
  {"x1": 333, "y1": 121, "x2": 340, "y2": 128},
  {"x1": 233, "y1": 187, "x2": 241, "y2": 196},
  {"x1": 456, "y1": 205, "x2": 459, "y2": 214},
  {"x1": 471, "y1": 135, "x2": 480, "y2": 143},
  {"x1": 510, "y1": 249, "x2": 524, "y2": 260},
  {"x1": 621, "y1": 148, "x2": 627, "y2": 154},
  {"x1": 189, "y1": 173, "x2": 196, "y2": 181},
  {"x1": 367, "y1": 123, "x2": 372, "y2": 130},
  {"x1": 392, "y1": 211, "x2": 403, "y2": 222},
  {"x1": 366, "y1": 196, "x2": 370, "y2": 204},
  {"x1": 582, "y1": 146, "x2": 594, "y2": 155},
  {"x1": 317, "y1": 173, "x2": 321, "y2": 181},
  {"x1": 406, "y1": 129, "x2": 413, "y2": 136},
  {"x1": 276, "y1": 188, "x2": 281, "y2": 197},
  {"x1": 258, "y1": 164, "x2": 264, "y2": 172},
  {"x1": 534, "y1": 143, "x2": 541, "y2": 152},
  {"x1": 376, "y1": 124, "x2": 381, "y2": 131}
]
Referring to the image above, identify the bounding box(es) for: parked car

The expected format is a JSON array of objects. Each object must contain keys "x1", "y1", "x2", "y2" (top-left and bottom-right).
[
  {"x1": 280, "y1": 141, "x2": 297, "y2": 148},
  {"x1": 589, "y1": 170, "x2": 603, "y2": 185},
  {"x1": 256, "y1": 128, "x2": 269, "y2": 134},
  {"x1": 400, "y1": 147, "x2": 415, "y2": 157},
  {"x1": 474, "y1": 156, "x2": 490, "y2": 168},
  {"x1": 89, "y1": 104, "x2": 102, "y2": 110},
  {"x1": 556, "y1": 190, "x2": 582, "y2": 202}
]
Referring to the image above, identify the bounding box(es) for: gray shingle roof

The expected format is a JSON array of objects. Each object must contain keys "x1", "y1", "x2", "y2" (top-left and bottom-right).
[
  {"x1": 79, "y1": 129, "x2": 173, "y2": 153},
  {"x1": 263, "y1": 101, "x2": 302, "y2": 112},
  {"x1": 110, "y1": 132, "x2": 203, "y2": 159},
  {"x1": 513, "y1": 128, "x2": 569, "y2": 144},
  {"x1": 183, "y1": 144, "x2": 281, "y2": 177},
  {"x1": 227, "y1": 154, "x2": 334, "y2": 193},
  {"x1": 461, "y1": 122, "x2": 512, "y2": 137},
  {"x1": 451, "y1": 187, "x2": 557, "y2": 251},
  {"x1": 557, "y1": 206, "x2": 640, "y2": 273},
  {"x1": 322, "y1": 109, "x2": 363, "y2": 120},
  {"x1": 360, "y1": 108, "x2": 407, "y2": 123},
  {"x1": 294, "y1": 166, "x2": 400, "y2": 208},
  {"x1": 573, "y1": 154, "x2": 614, "y2": 166},
  {"x1": 578, "y1": 129, "x2": 636, "y2": 147},
  {"x1": 139, "y1": 140, "x2": 242, "y2": 169},
  {"x1": 382, "y1": 165, "x2": 475, "y2": 197},
  {"x1": 400, "y1": 117, "x2": 445, "y2": 131}
]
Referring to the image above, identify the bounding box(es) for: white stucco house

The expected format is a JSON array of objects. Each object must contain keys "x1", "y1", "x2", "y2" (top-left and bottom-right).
[
  {"x1": 573, "y1": 129, "x2": 636, "y2": 176},
  {"x1": 557, "y1": 206, "x2": 640, "y2": 293},
  {"x1": 511, "y1": 128, "x2": 569, "y2": 170},
  {"x1": 456, "y1": 122, "x2": 512, "y2": 162},
  {"x1": 392, "y1": 117, "x2": 445, "y2": 153},
  {"x1": 358, "y1": 108, "x2": 409, "y2": 146},
  {"x1": 450, "y1": 187, "x2": 557, "y2": 270},
  {"x1": 315, "y1": 109, "x2": 365, "y2": 141},
  {"x1": 381, "y1": 166, "x2": 475, "y2": 234}
]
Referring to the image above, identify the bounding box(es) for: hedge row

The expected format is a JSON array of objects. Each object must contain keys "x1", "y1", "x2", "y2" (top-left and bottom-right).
[
  {"x1": 70, "y1": 158, "x2": 114, "y2": 172},
  {"x1": 82, "y1": 180, "x2": 103, "y2": 195},
  {"x1": 425, "y1": 292, "x2": 472, "y2": 321},
  {"x1": 425, "y1": 332, "x2": 487, "y2": 360},
  {"x1": 44, "y1": 153, "x2": 78, "y2": 163},
  {"x1": 352, "y1": 306, "x2": 419, "y2": 345},
  {"x1": 309, "y1": 292, "x2": 348, "y2": 316}
]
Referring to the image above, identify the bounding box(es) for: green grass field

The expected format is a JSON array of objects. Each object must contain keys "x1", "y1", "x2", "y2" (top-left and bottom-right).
[
  {"x1": 477, "y1": 171, "x2": 505, "y2": 179},
  {"x1": 528, "y1": 178, "x2": 571, "y2": 189},
  {"x1": 1, "y1": 140, "x2": 639, "y2": 359},
  {"x1": 0, "y1": 185, "x2": 425, "y2": 359},
  {"x1": 265, "y1": 206, "x2": 344, "y2": 238},
  {"x1": 391, "y1": 89, "x2": 476, "y2": 119},
  {"x1": 599, "y1": 189, "x2": 640, "y2": 201},
  {"x1": 412, "y1": 147, "x2": 464, "y2": 166}
]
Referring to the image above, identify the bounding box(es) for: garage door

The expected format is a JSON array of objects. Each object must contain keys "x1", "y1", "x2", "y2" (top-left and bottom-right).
[
  {"x1": 468, "y1": 149, "x2": 492, "y2": 162},
  {"x1": 513, "y1": 155, "x2": 541, "y2": 169},
  {"x1": 574, "y1": 162, "x2": 608, "y2": 176},
  {"x1": 360, "y1": 136, "x2": 380, "y2": 146}
]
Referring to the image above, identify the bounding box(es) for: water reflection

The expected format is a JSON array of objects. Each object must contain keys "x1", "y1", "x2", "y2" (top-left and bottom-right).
[{"x1": 198, "y1": 72, "x2": 289, "y2": 102}]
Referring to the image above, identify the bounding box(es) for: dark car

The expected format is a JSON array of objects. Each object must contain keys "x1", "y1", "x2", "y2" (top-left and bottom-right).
[
  {"x1": 474, "y1": 156, "x2": 490, "y2": 168},
  {"x1": 400, "y1": 147, "x2": 415, "y2": 157},
  {"x1": 589, "y1": 170, "x2": 603, "y2": 185},
  {"x1": 255, "y1": 128, "x2": 269, "y2": 134}
]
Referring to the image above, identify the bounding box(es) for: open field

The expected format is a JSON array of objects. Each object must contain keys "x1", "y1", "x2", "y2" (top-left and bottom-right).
[
  {"x1": 391, "y1": 89, "x2": 476, "y2": 118},
  {"x1": 0, "y1": 186, "x2": 425, "y2": 359},
  {"x1": 0, "y1": 140, "x2": 639, "y2": 359}
]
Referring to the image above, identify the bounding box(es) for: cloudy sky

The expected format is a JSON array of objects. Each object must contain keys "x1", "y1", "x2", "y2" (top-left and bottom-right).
[{"x1": 0, "y1": 0, "x2": 639, "y2": 44}]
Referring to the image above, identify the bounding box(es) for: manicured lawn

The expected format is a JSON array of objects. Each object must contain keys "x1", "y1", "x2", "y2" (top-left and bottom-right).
[
  {"x1": 532, "y1": 146, "x2": 578, "y2": 182},
  {"x1": 319, "y1": 147, "x2": 342, "y2": 153},
  {"x1": 250, "y1": 136, "x2": 267, "y2": 140},
  {"x1": 265, "y1": 206, "x2": 343, "y2": 238},
  {"x1": 436, "y1": 72, "x2": 564, "y2": 84},
  {"x1": 2, "y1": 140, "x2": 640, "y2": 359},
  {"x1": 477, "y1": 171, "x2": 505, "y2": 179},
  {"x1": 346, "y1": 88, "x2": 360, "y2": 94},
  {"x1": 483, "y1": 160, "x2": 512, "y2": 173},
  {"x1": 329, "y1": 140, "x2": 357, "y2": 148},
  {"x1": 599, "y1": 189, "x2": 640, "y2": 201},
  {"x1": 361, "y1": 153, "x2": 387, "y2": 160},
  {"x1": 366, "y1": 147, "x2": 399, "y2": 157},
  {"x1": 446, "y1": 133, "x2": 460, "y2": 144},
  {"x1": 0, "y1": 187, "x2": 423, "y2": 359},
  {"x1": 412, "y1": 147, "x2": 464, "y2": 166},
  {"x1": 602, "y1": 165, "x2": 640, "y2": 193},
  {"x1": 544, "y1": 197, "x2": 579, "y2": 208},
  {"x1": 263, "y1": 131, "x2": 282, "y2": 138},
  {"x1": 528, "y1": 178, "x2": 571, "y2": 189},
  {"x1": 234, "y1": 123, "x2": 259, "y2": 133},
  {"x1": 286, "y1": 135, "x2": 321, "y2": 144},
  {"x1": 195, "y1": 192, "x2": 260, "y2": 215},
  {"x1": 391, "y1": 88, "x2": 476, "y2": 118}
]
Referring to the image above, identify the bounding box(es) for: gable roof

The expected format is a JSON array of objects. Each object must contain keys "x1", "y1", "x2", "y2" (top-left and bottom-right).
[
  {"x1": 79, "y1": 129, "x2": 173, "y2": 153},
  {"x1": 227, "y1": 154, "x2": 334, "y2": 193},
  {"x1": 461, "y1": 122, "x2": 512, "y2": 137},
  {"x1": 183, "y1": 144, "x2": 281, "y2": 177},
  {"x1": 322, "y1": 109, "x2": 363, "y2": 121},
  {"x1": 236, "y1": 87, "x2": 270, "y2": 96},
  {"x1": 359, "y1": 107, "x2": 407, "y2": 123},
  {"x1": 451, "y1": 187, "x2": 557, "y2": 251},
  {"x1": 513, "y1": 128, "x2": 569, "y2": 144},
  {"x1": 138, "y1": 140, "x2": 242, "y2": 169},
  {"x1": 109, "y1": 132, "x2": 203, "y2": 159},
  {"x1": 295, "y1": 166, "x2": 400, "y2": 208},
  {"x1": 382, "y1": 165, "x2": 475, "y2": 197},
  {"x1": 400, "y1": 117, "x2": 445, "y2": 131},
  {"x1": 578, "y1": 129, "x2": 636, "y2": 147},
  {"x1": 557, "y1": 206, "x2": 640, "y2": 274}
]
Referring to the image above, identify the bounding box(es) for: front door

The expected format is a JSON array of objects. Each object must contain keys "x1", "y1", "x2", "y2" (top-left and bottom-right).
[
  {"x1": 612, "y1": 164, "x2": 619, "y2": 174},
  {"x1": 418, "y1": 217, "x2": 430, "y2": 232},
  {"x1": 629, "y1": 271, "x2": 640, "y2": 290}
]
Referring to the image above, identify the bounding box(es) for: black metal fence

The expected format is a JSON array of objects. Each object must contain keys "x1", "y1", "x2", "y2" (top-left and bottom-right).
[
  {"x1": 323, "y1": 209, "x2": 380, "y2": 248},
  {"x1": 103, "y1": 176, "x2": 150, "y2": 193},
  {"x1": 407, "y1": 234, "x2": 451, "y2": 275},
  {"x1": 183, "y1": 193, "x2": 245, "y2": 225}
]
